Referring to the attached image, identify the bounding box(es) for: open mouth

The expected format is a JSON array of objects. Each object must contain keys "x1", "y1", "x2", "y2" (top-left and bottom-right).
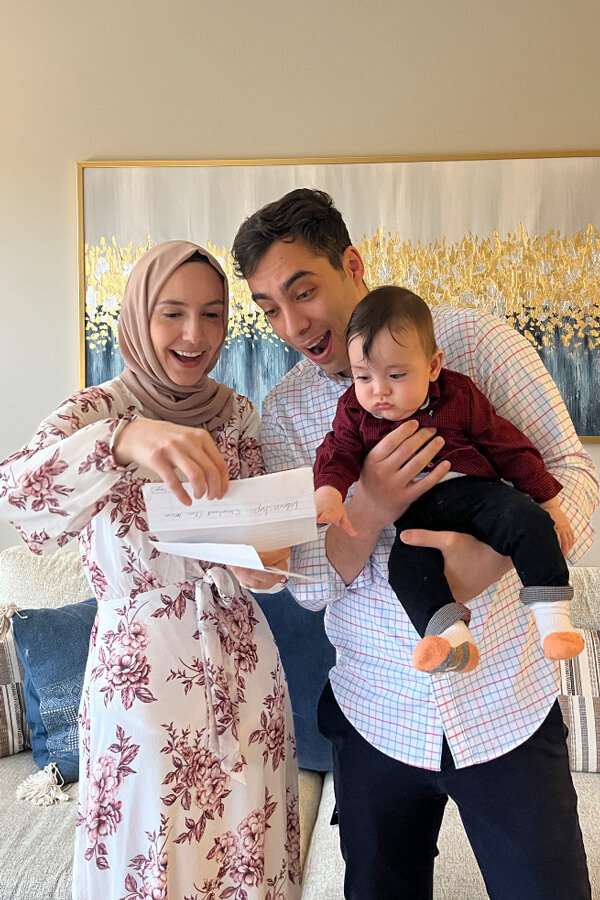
[
  {"x1": 171, "y1": 349, "x2": 205, "y2": 367},
  {"x1": 304, "y1": 331, "x2": 331, "y2": 360}
]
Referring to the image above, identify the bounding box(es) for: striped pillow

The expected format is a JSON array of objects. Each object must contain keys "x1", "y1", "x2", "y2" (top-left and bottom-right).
[
  {"x1": 558, "y1": 630, "x2": 600, "y2": 772},
  {"x1": 0, "y1": 630, "x2": 30, "y2": 757}
]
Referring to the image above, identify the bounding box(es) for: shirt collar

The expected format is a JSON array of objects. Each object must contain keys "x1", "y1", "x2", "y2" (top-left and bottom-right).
[{"x1": 426, "y1": 378, "x2": 441, "y2": 406}]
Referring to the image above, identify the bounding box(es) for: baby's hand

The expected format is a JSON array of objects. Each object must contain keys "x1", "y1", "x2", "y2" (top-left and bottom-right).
[
  {"x1": 541, "y1": 499, "x2": 575, "y2": 557},
  {"x1": 315, "y1": 486, "x2": 359, "y2": 537}
]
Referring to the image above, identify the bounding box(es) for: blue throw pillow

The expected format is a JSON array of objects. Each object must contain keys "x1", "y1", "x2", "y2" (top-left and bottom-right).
[
  {"x1": 252, "y1": 588, "x2": 335, "y2": 771},
  {"x1": 12, "y1": 598, "x2": 97, "y2": 783}
]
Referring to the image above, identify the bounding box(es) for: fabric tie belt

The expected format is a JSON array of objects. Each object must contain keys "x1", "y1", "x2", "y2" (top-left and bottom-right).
[{"x1": 193, "y1": 567, "x2": 246, "y2": 784}]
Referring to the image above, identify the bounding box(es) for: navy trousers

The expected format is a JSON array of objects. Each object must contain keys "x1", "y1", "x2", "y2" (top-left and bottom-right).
[
  {"x1": 318, "y1": 681, "x2": 590, "y2": 900},
  {"x1": 389, "y1": 476, "x2": 569, "y2": 636}
]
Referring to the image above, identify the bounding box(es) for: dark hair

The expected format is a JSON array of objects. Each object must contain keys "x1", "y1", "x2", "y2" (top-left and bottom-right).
[
  {"x1": 232, "y1": 188, "x2": 352, "y2": 278},
  {"x1": 346, "y1": 286, "x2": 437, "y2": 359}
]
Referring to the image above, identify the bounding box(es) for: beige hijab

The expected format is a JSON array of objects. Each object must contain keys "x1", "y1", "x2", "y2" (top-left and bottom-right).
[{"x1": 119, "y1": 240, "x2": 234, "y2": 429}]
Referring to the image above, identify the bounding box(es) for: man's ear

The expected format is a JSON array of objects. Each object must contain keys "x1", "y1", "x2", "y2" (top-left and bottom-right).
[
  {"x1": 342, "y1": 246, "x2": 365, "y2": 285},
  {"x1": 429, "y1": 349, "x2": 444, "y2": 381}
]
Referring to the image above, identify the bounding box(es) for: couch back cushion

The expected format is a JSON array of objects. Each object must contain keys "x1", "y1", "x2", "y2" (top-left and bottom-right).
[{"x1": 12, "y1": 598, "x2": 97, "y2": 782}]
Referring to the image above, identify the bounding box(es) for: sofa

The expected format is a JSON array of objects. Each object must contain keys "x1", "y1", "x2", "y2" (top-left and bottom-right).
[{"x1": 1, "y1": 543, "x2": 600, "y2": 899}]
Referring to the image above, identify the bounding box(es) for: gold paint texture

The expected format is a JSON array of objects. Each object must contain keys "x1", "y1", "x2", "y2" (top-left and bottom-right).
[
  {"x1": 359, "y1": 224, "x2": 600, "y2": 351},
  {"x1": 85, "y1": 226, "x2": 600, "y2": 354}
]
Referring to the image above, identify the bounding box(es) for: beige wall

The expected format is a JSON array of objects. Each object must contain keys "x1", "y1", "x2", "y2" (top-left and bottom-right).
[{"x1": 1, "y1": 0, "x2": 599, "y2": 561}]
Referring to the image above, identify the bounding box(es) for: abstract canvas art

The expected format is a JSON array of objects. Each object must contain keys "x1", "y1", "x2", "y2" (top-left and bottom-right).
[{"x1": 78, "y1": 155, "x2": 600, "y2": 436}]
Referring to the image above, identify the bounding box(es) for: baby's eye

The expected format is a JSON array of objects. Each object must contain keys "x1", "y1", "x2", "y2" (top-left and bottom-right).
[
  {"x1": 354, "y1": 375, "x2": 371, "y2": 382},
  {"x1": 390, "y1": 373, "x2": 407, "y2": 380}
]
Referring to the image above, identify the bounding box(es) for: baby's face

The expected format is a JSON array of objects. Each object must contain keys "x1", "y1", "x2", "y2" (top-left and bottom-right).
[{"x1": 348, "y1": 326, "x2": 443, "y2": 422}]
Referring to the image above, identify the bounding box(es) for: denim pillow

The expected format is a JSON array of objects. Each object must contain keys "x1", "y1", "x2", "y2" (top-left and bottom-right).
[
  {"x1": 12, "y1": 597, "x2": 97, "y2": 783},
  {"x1": 252, "y1": 588, "x2": 335, "y2": 771}
]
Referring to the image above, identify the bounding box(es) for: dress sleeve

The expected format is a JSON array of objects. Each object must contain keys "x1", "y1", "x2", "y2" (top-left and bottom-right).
[
  {"x1": 465, "y1": 311, "x2": 598, "y2": 560},
  {"x1": 0, "y1": 385, "x2": 138, "y2": 554}
]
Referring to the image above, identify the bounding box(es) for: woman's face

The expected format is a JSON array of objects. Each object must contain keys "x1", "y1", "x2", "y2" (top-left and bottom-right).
[{"x1": 149, "y1": 261, "x2": 226, "y2": 386}]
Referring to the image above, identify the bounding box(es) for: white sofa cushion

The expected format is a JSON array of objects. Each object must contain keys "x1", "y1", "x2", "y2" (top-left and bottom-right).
[{"x1": 0, "y1": 545, "x2": 91, "y2": 611}]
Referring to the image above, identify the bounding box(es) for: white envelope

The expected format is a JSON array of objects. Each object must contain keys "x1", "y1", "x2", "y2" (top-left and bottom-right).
[{"x1": 142, "y1": 467, "x2": 319, "y2": 573}]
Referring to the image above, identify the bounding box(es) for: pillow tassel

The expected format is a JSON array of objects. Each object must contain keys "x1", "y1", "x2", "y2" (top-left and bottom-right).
[
  {"x1": 0, "y1": 603, "x2": 26, "y2": 641},
  {"x1": 16, "y1": 763, "x2": 70, "y2": 806}
]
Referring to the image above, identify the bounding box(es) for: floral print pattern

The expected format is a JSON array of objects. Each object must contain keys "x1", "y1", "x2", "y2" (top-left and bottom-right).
[
  {"x1": 203, "y1": 789, "x2": 283, "y2": 899},
  {"x1": 0, "y1": 378, "x2": 300, "y2": 899},
  {"x1": 75, "y1": 725, "x2": 140, "y2": 870},
  {"x1": 91, "y1": 597, "x2": 157, "y2": 711},
  {"x1": 249, "y1": 664, "x2": 290, "y2": 771}
]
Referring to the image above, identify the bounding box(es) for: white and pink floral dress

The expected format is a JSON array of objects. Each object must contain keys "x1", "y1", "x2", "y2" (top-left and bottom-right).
[{"x1": 0, "y1": 378, "x2": 301, "y2": 900}]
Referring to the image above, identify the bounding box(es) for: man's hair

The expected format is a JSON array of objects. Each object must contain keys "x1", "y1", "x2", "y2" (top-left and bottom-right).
[
  {"x1": 232, "y1": 188, "x2": 352, "y2": 278},
  {"x1": 346, "y1": 285, "x2": 437, "y2": 359}
]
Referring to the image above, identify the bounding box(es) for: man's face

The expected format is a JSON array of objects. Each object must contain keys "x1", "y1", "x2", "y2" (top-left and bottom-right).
[{"x1": 247, "y1": 239, "x2": 366, "y2": 376}]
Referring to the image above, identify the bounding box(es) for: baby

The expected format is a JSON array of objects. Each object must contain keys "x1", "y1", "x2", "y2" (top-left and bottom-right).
[{"x1": 314, "y1": 285, "x2": 584, "y2": 675}]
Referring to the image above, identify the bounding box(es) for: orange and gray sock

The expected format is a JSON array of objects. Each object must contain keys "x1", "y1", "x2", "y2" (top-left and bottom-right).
[
  {"x1": 521, "y1": 586, "x2": 584, "y2": 661},
  {"x1": 413, "y1": 606, "x2": 479, "y2": 675}
]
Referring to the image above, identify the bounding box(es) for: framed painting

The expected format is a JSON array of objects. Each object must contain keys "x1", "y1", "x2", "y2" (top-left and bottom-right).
[{"x1": 78, "y1": 153, "x2": 600, "y2": 438}]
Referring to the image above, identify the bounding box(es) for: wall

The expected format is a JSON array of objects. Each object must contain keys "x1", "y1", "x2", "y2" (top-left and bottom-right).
[{"x1": 1, "y1": 0, "x2": 599, "y2": 561}]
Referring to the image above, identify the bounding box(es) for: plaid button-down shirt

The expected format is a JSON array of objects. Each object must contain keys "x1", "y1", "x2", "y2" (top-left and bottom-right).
[{"x1": 262, "y1": 306, "x2": 598, "y2": 770}]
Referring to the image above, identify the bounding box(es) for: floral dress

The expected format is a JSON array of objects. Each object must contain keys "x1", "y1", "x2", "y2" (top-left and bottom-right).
[{"x1": 0, "y1": 378, "x2": 301, "y2": 900}]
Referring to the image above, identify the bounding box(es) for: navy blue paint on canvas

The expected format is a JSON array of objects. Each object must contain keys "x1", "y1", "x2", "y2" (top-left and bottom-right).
[
  {"x1": 509, "y1": 315, "x2": 599, "y2": 437},
  {"x1": 86, "y1": 317, "x2": 597, "y2": 433},
  {"x1": 86, "y1": 335, "x2": 302, "y2": 412}
]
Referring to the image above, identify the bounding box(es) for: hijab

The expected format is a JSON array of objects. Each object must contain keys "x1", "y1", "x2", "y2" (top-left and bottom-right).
[{"x1": 119, "y1": 240, "x2": 234, "y2": 429}]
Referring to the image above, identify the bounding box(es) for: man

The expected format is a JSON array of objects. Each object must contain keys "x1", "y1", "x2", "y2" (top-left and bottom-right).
[{"x1": 232, "y1": 189, "x2": 598, "y2": 899}]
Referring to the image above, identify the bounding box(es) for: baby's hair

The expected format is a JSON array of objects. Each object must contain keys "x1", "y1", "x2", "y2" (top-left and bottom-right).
[{"x1": 346, "y1": 285, "x2": 437, "y2": 359}]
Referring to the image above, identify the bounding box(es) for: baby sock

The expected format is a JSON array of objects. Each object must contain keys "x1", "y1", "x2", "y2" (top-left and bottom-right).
[
  {"x1": 413, "y1": 619, "x2": 479, "y2": 675},
  {"x1": 527, "y1": 599, "x2": 584, "y2": 660}
]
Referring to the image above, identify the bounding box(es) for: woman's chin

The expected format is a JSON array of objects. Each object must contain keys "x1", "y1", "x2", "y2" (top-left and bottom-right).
[{"x1": 167, "y1": 366, "x2": 208, "y2": 387}]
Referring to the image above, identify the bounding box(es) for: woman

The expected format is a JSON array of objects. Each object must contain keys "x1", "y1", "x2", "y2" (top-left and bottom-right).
[{"x1": 0, "y1": 241, "x2": 301, "y2": 899}]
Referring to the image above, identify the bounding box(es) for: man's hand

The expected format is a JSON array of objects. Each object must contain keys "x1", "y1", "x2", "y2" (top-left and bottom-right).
[
  {"x1": 325, "y1": 421, "x2": 451, "y2": 585},
  {"x1": 400, "y1": 529, "x2": 513, "y2": 603},
  {"x1": 229, "y1": 547, "x2": 291, "y2": 592},
  {"x1": 353, "y1": 421, "x2": 450, "y2": 531}
]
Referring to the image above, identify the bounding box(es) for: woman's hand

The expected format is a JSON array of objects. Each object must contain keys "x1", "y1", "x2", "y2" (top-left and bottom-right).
[
  {"x1": 229, "y1": 547, "x2": 291, "y2": 592},
  {"x1": 112, "y1": 418, "x2": 229, "y2": 505}
]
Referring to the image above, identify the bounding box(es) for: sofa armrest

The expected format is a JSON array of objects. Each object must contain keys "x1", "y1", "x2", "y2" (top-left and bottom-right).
[{"x1": 570, "y1": 566, "x2": 600, "y2": 630}]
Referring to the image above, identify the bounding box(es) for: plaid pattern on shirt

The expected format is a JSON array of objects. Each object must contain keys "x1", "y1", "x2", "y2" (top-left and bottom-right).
[{"x1": 261, "y1": 307, "x2": 599, "y2": 771}]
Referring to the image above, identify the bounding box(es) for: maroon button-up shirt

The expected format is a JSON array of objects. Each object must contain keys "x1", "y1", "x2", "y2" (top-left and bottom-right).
[{"x1": 314, "y1": 367, "x2": 562, "y2": 503}]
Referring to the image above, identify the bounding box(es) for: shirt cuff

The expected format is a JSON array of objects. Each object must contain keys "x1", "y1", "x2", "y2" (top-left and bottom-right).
[{"x1": 109, "y1": 414, "x2": 137, "y2": 465}]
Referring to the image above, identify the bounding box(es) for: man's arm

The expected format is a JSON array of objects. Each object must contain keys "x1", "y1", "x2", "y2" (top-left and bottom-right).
[
  {"x1": 262, "y1": 372, "x2": 512, "y2": 600},
  {"x1": 324, "y1": 421, "x2": 449, "y2": 584},
  {"x1": 440, "y1": 307, "x2": 598, "y2": 558}
]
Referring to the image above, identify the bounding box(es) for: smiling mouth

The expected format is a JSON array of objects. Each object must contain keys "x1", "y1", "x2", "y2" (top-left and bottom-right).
[
  {"x1": 305, "y1": 332, "x2": 331, "y2": 358},
  {"x1": 171, "y1": 350, "x2": 205, "y2": 365}
]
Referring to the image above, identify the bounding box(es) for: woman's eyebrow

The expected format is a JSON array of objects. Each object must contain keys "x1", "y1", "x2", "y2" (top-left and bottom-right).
[{"x1": 154, "y1": 298, "x2": 186, "y2": 307}]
